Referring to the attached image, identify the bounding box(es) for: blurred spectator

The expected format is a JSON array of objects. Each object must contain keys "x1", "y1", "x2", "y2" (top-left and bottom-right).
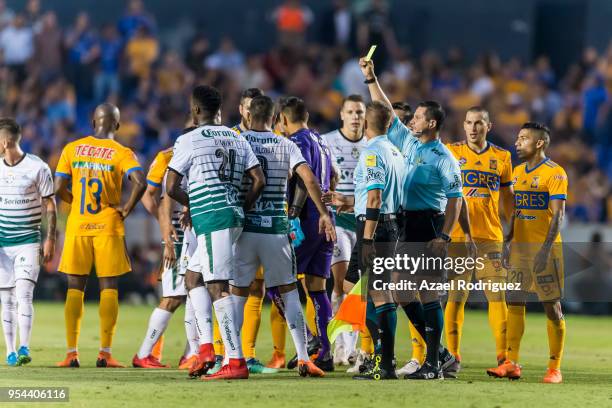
[
  {"x1": 0, "y1": 0, "x2": 15, "y2": 30},
  {"x1": 124, "y1": 25, "x2": 159, "y2": 94},
  {"x1": 64, "y1": 12, "x2": 100, "y2": 101},
  {"x1": 184, "y1": 33, "x2": 209, "y2": 76},
  {"x1": 205, "y1": 37, "x2": 244, "y2": 75},
  {"x1": 582, "y1": 73, "x2": 607, "y2": 141},
  {"x1": 0, "y1": 14, "x2": 34, "y2": 84},
  {"x1": 94, "y1": 24, "x2": 122, "y2": 102},
  {"x1": 43, "y1": 77, "x2": 76, "y2": 127},
  {"x1": 25, "y1": 0, "x2": 43, "y2": 33},
  {"x1": 357, "y1": 0, "x2": 397, "y2": 71},
  {"x1": 319, "y1": 0, "x2": 356, "y2": 51},
  {"x1": 33, "y1": 11, "x2": 63, "y2": 83},
  {"x1": 271, "y1": 0, "x2": 313, "y2": 47},
  {"x1": 118, "y1": 0, "x2": 156, "y2": 40}
]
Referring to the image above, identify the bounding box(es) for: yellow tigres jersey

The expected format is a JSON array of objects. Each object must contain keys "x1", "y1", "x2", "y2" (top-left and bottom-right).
[
  {"x1": 147, "y1": 148, "x2": 173, "y2": 188},
  {"x1": 56, "y1": 136, "x2": 142, "y2": 236},
  {"x1": 446, "y1": 142, "x2": 512, "y2": 242},
  {"x1": 512, "y1": 158, "x2": 567, "y2": 244}
]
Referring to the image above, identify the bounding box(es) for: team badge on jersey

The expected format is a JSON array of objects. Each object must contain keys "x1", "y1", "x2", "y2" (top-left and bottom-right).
[
  {"x1": 351, "y1": 147, "x2": 360, "y2": 159},
  {"x1": 458, "y1": 157, "x2": 467, "y2": 167},
  {"x1": 531, "y1": 176, "x2": 540, "y2": 188},
  {"x1": 489, "y1": 159, "x2": 497, "y2": 170}
]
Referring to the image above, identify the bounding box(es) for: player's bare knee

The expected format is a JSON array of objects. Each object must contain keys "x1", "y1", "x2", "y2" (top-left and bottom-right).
[
  {"x1": 543, "y1": 301, "x2": 563, "y2": 320},
  {"x1": 207, "y1": 281, "x2": 229, "y2": 301},
  {"x1": 159, "y1": 296, "x2": 183, "y2": 312},
  {"x1": 67, "y1": 275, "x2": 87, "y2": 291},
  {"x1": 248, "y1": 279, "x2": 265, "y2": 298},
  {"x1": 448, "y1": 288, "x2": 469, "y2": 303},
  {"x1": 231, "y1": 285, "x2": 250, "y2": 298},
  {"x1": 99, "y1": 277, "x2": 118, "y2": 290},
  {"x1": 305, "y1": 275, "x2": 326, "y2": 292},
  {"x1": 277, "y1": 282, "x2": 298, "y2": 294},
  {"x1": 184, "y1": 270, "x2": 202, "y2": 291}
]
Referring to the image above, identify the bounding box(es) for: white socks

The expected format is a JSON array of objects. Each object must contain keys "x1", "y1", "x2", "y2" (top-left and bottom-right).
[
  {"x1": 281, "y1": 289, "x2": 309, "y2": 361},
  {"x1": 188, "y1": 286, "x2": 213, "y2": 345},
  {"x1": 213, "y1": 295, "x2": 243, "y2": 359},
  {"x1": 0, "y1": 289, "x2": 17, "y2": 355},
  {"x1": 184, "y1": 297, "x2": 199, "y2": 357},
  {"x1": 137, "y1": 308, "x2": 172, "y2": 359},
  {"x1": 232, "y1": 295, "x2": 247, "y2": 342},
  {"x1": 15, "y1": 280, "x2": 35, "y2": 349}
]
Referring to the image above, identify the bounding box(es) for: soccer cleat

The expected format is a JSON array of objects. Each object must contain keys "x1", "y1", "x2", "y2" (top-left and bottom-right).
[
  {"x1": 442, "y1": 359, "x2": 461, "y2": 379},
  {"x1": 543, "y1": 368, "x2": 562, "y2": 384},
  {"x1": 189, "y1": 343, "x2": 216, "y2": 378},
  {"x1": 16, "y1": 346, "x2": 32, "y2": 366},
  {"x1": 201, "y1": 358, "x2": 249, "y2": 380},
  {"x1": 333, "y1": 344, "x2": 349, "y2": 366},
  {"x1": 178, "y1": 355, "x2": 198, "y2": 370},
  {"x1": 266, "y1": 351, "x2": 286, "y2": 369},
  {"x1": 346, "y1": 350, "x2": 368, "y2": 373},
  {"x1": 404, "y1": 361, "x2": 443, "y2": 380},
  {"x1": 6, "y1": 352, "x2": 18, "y2": 367},
  {"x1": 287, "y1": 336, "x2": 321, "y2": 370},
  {"x1": 298, "y1": 359, "x2": 325, "y2": 377},
  {"x1": 96, "y1": 351, "x2": 125, "y2": 368},
  {"x1": 486, "y1": 360, "x2": 521, "y2": 380},
  {"x1": 132, "y1": 354, "x2": 169, "y2": 368},
  {"x1": 56, "y1": 351, "x2": 80, "y2": 368},
  {"x1": 353, "y1": 355, "x2": 397, "y2": 380},
  {"x1": 208, "y1": 354, "x2": 224, "y2": 375},
  {"x1": 314, "y1": 356, "x2": 334, "y2": 372},
  {"x1": 358, "y1": 355, "x2": 375, "y2": 373},
  {"x1": 396, "y1": 358, "x2": 421, "y2": 376},
  {"x1": 247, "y1": 358, "x2": 279, "y2": 374},
  {"x1": 439, "y1": 347, "x2": 457, "y2": 374}
]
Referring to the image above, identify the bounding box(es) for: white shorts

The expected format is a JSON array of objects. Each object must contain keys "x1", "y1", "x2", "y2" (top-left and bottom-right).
[
  {"x1": 331, "y1": 227, "x2": 357, "y2": 265},
  {"x1": 233, "y1": 232, "x2": 297, "y2": 288},
  {"x1": 187, "y1": 227, "x2": 242, "y2": 283},
  {"x1": 0, "y1": 243, "x2": 41, "y2": 289}
]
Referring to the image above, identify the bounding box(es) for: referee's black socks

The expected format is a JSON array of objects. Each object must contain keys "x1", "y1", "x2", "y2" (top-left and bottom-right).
[
  {"x1": 423, "y1": 301, "x2": 444, "y2": 368},
  {"x1": 402, "y1": 302, "x2": 427, "y2": 339},
  {"x1": 366, "y1": 300, "x2": 381, "y2": 355},
  {"x1": 375, "y1": 303, "x2": 397, "y2": 371}
]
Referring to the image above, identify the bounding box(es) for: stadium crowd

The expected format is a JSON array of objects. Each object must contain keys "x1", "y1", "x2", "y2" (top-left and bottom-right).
[{"x1": 0, "y1": 0, "x2": 609, "y2": 299}]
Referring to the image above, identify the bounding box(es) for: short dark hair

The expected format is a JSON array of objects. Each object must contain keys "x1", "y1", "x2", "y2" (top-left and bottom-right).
[
  {"x1": 366, "y1": 101, "x2": 392, "y2": 134},
  {"x1": 192, "y1": 85, "x2": 222, "y2": 117},
  {"x1": 521, "y1": 121, "x2": 550, "y2": 148},
  {"x1": 417, "y1": 100, "x2": 445, "y2": 130},
  {"x1": 392, "y1": 101, "x2": 413, "y2": 124},
  {"x1": 240, "y1": 88, "x2": 264, "y2": 102},
  {"x1": 249, "y1": 95, "x2": 274, "y2": 122},
  {"x1": 280, "y1": 96, "x2": 308, "y2": 123},
  {"x1": 0, "y1": 118, "x2": 21, "y2": 141},
  {"x1": 466, "y1": 106, "x2": 491, "y2": 122},
  {"x1": 341, "y1": 94, "x2": 365, "y2": 109}
]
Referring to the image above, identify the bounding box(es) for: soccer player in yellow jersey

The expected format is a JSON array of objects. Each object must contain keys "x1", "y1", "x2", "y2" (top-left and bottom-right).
[
  {"x1": 55, "y1": 103, "x2": 146, "y2": 368},
  {"x1": 487, "y1": 122, "x2": 567, "y2": 384},
  {"x1": 444, "y1": 107, "x2": 514, "y2": 375}
]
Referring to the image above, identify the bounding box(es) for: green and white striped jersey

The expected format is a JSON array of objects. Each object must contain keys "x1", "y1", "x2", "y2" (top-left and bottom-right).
[
  {"x1": 0, "y1": 154, "x2": 54, "y2": 247},
  {"x1": 240, "y1": 130, "x2": 306, "y2": 234},
  {"x1": 322, "y1": 129, "x2": 366, "y2": 231},
  {"x1": 168, "y1": 125, "x2": 260, "y2": 235}
]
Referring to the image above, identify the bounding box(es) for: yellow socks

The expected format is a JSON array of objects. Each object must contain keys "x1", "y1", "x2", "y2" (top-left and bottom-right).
[
  {"x1": 547, "y1": 318, "x2": 566, "y2": 369},
  {"x1": 408, "y1": 321, "x2": 426, "y2": 364},
  {"x1": 360, "y1": 328, "x2": 374, "y2": 355},
  {"x1": 444, "y1": 302, "x2": 464, "y2": 360},
  {"x1": 506, "y1": 305, "x2": 526, "y2": 363},
  {"x1": 242, "y1": 295, "x2": 263, "y2": 359},
  {"x1": 270, "y1": 302, "x2": 287, "y2": 355},
  {"x1": 488, "y1": 301, "x2": 508, "y2": 362},
  {"x1": 213, "y1": 316, "x2": 225, "y2": 356},
  {"x1": 306, "y1": 295, "x2": 317, "y2": 336},
  {"x1": 99, "y1": 288, "x2": 118, "y2": 350},
  {"x1": 65, "y1": 288, "x2": 85, "y2": 351}
]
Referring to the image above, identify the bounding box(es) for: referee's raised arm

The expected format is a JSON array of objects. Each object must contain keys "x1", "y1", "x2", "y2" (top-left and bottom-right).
[{"x1": 359, "y1": 58, "x2": 394, "y2": 115}]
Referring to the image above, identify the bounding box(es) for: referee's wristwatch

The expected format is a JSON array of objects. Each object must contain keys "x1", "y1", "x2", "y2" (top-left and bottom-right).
[{"x1": 437, "y1": 233, "x2": 452, "y2": 243}]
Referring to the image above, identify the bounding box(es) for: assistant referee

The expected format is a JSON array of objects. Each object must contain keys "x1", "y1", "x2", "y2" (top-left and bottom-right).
[{"x1": 359, "y1": 57, "x2": 463, "y2": 380}]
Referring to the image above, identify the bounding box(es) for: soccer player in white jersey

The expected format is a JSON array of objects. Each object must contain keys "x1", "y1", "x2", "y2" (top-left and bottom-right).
[
  {"x1": 166, "y1": 85, "x2": 265, "y2": 380},
  {"x1": 0, "y1": 118, "x2": 56, "y2": 366},
  {"x1": 233, "y1": 95, "x2": 335, "y2": 377},
  {"x1": 322, "y1": 94, "x2": 367, "y2": 366}
]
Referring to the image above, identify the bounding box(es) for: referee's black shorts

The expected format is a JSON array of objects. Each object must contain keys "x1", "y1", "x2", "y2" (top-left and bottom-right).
[{"x1": 345, "y1": 214, "x2": 399, "y2": 285}]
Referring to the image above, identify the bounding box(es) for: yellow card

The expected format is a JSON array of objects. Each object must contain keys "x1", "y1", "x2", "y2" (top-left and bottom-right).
[{"x1": 364, "y1": 45, "x2": 377, "y2": 61}]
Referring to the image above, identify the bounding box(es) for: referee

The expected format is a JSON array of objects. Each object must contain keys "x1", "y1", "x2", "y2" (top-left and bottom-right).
[
  {"x1": 325, "y1": 101, "x2": 405, "y2": 380},
  {"x1": 360, "y1": 57, "x2": 463, "y2": 380}
]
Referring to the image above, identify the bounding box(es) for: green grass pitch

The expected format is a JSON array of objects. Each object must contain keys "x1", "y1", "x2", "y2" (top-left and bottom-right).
[{"x1": 1, "y1": 302, "x2": 611, "y2": 407}]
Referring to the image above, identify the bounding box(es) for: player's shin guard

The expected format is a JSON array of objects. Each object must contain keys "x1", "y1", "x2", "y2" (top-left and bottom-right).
[
  {"x1": 488, "y1": 301, "x2": 508, "y2": 362},
  {"x1": 232, "y1": 295, "x2": 247, "y2": 342},
  {"x1": 213, "y1": 296, "x2": 243, "y2": 360},
  {"x1": 360, "y1": 328, "x2": 374, "y2": 354},
  {"x1": 184, "y1": 297, "x2": 199, "y2": 357},
  {"x1": 375, "y1": 303, "x2": 397, "y2": 371},
  {"x1": 267, "y1": 288, "x2": 288, "y2": 356},
  {"x1": 64, "y1": 288, "x2": 84, "y2": 352},
  {"x1": 15, "y1": 280, "x2": 35, "y2": 349},
  {"x1": 423, "y1": 301, "x2": 444, "y2": 368},
  {"x1": 365, "y1": 300, "x2": 381, "y2": 354},
  {"x1": 444, "y1": 301, "x2": 465, "y2": 360},
  {"x1": 0, "y1": 289, "x2": 17, "y2": 355},
  {"x1": 188, "y1": 286, "x2": 214, "y2": 345},
  {"x1": 282, "y1": 289, "x2": 309, "y2": 361},
  {"x1": 137, "y1": 308, "x2": 172, "y2": 359},
  {"x1": 547, "y1": 318, "x2": 565, "y2": 370},
  {"x1": 99, "y1": 288, "x2": 118, "y2": 352},
  {"x1": 506, "y1": 305, "x2": 525, "y2": 363},
  {"x1": 241, "y1": 294, "x2": 263, "y2": 359},
  {"x1": 309, "y1": 291, "x2": 332, "y2": 359},
  {"x1": 306, "y1": 295, "x2": 318, "y2": 336}
]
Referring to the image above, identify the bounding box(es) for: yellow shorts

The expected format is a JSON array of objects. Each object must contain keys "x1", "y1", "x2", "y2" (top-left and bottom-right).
[
  {"x1": 508, "y1": 254, "x2": 564, "y2": 301},
  {"x1": 59, "y1": 235, "x2": 131, "y2": 277},
  {"x1": 447, "y1": 241, "x2": 505, "y2": 282}
]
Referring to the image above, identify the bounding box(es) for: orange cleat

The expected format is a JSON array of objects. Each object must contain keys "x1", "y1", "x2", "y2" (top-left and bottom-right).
[
  {"x1": 543, "y1": 368, "x2": 562, "y2": 384},
  {"x1": 96, "y1": 351, "x2": 125, "y2": 368},
  {"x1": 189, "y1": 343, "x2": 215, "y2": 377},
  {"x1": 132, "y1": 354, "x2": 169, "y2": 368},
  {"x1": 266, "y1": 351, "x2": 286, "y2": 369},
  {"x1": 486, "y1": 360, "x2": 521, "y2": 380},
  {"x1": 201, "y1": 358, "x2": 249, "y2": 380},
  {"x1": 179, "y1": 355, "x2": 198, "y2": 370},
  {"x1": 298, "y1": 360, "x2": 325, "y2": 377},
  {"x1": 56, "y1": 352, "x2": 80, "y2": 368}
]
